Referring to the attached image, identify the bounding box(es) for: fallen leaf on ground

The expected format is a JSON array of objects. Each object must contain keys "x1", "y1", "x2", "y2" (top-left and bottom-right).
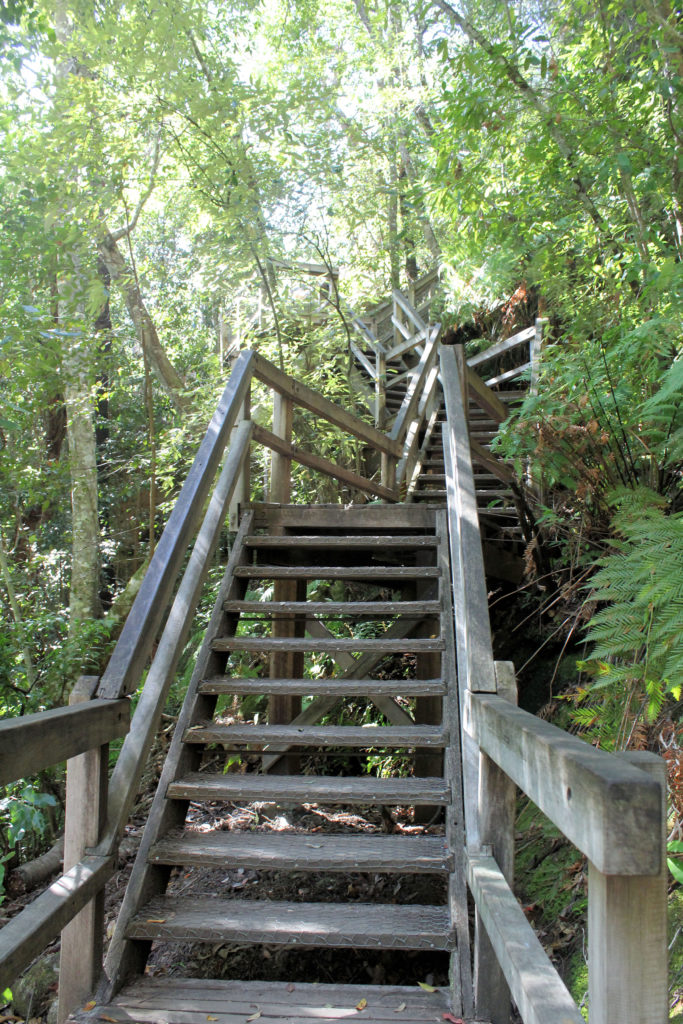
[
  {"x1": 442, "y1": 1015, "x2": 464, "y2": 1023},
  {"x1": 355, "y1": 998, "x2": 367, "y2": 1011},
  {"x1": 99, "y1": 1016, "x2": 119, "y2": 1022},
  {"x1": 146, "y1": 919, "x2": 165, "y2": 924},
  {"x1": 84, "y1": 1002, "x2": 96, "y2": 1011},
  {"x1": 418, "y1": 983, "x2": 437, "y2": 992},
  {"x1": 286, "y1": 985, "x2": 295, "y2": 993},
  {"x1": 207, "y1": 1016, "x2": 218, "y2": 1021},
  {"x1": 246, "y1": 1012, "x2": 261, "y2": 1022},
  {"x1": 395, "y1": 1003, "x2": 406, "y2": 1013}
]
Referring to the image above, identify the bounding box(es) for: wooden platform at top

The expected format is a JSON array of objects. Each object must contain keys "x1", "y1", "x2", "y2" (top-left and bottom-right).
[{"x1": 70, "y1": 977, "x2": 486, "y2": 1024}]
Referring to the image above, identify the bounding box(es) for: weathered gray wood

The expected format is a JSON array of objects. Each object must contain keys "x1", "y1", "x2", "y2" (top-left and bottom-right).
[
  {"x1": 466, "y1": 692, "x2": 662, "y2": 874},
  {"x1": 350, "y1": 339, "x2": 377, "y2": 381},
  {"x1": 467, "y1": 853, "x2": 584, "y2": 1024},
  {"x1": 0, "y1": 698, "x2": 129, "y2": 786},
  {"x1": 386, "y1": 325, "x2": 428, "y2": 361},
  {"x1": 245, "y1": 535, "x2": 438, "y2": 548},
  {"x1": 149, "y1": 831, "x2": 450, "y2": 873},
  {"x1": 466, "y1": 366, "x2": 509, "y2": 423},
  {"x1": 234, "y1": 564, "x2": 439, "y2": 580},
  {"x1": 126, "y1": 897, "x2": 451, "y2": 950},
  {"x1": 99, "y1": 349, "x2": 254, "y2": 698},
  {"x1": 167, "y1": 771, "x2": 450, "y2": 805},
  {"x1": 270, "y1": 392, "x2": 293, "y2": 504},
  {"x1": 76, "y1": 978, "x2": 452, "y2": 1024},
  {"x1": 390, "y1": 326, "x2": 440, "y2": 444},
  {"x1": 466, "y1": 327, "x2": 535, "y2": 368},
  {"x1": 0, "y1": 855, "x2": 113, "y2": 993},
  {"x1": 252, "y1": 353, "x2": 401, "y2": 457},
  {"x1": 392, "y1": 288, "x2": 428, "y2": 333},
  {"x1": 199, "y1": 676, "x2": 445, "y2": 696},
  {"x1": 485, "y1": 361, "x2": 531, "y2": 388},
  {"x1": 441, "y1": 347, "x2": 497, "y2": 696},
  {"x1": 434, "y1": 510, "x2": 473, "y2": 1018},
  {"x1": 223, "y1": 599, "x2": 440, "y2": 614},
  {"x1": 588, "y1": 751, "x2": 668, "y2": 1024},
  {"x1": 58, "y1": 679, "x2": 109, "y2": 1024},
  {"x1": 474, "y1": 662, "x2": 517, "y2": 1024},
  {"x1": 253, "y1": 424, "x2": 398, "y2": 501},
  {"x1": 375, "y1": 345, "x2": 387, "y2": 430},
  {"x1": 212, "y1": 636, "x2": 444, "y2": 653},
  {"x1": 250, "y1": 502, "x2": 436, "y2": 530},
  {"x1": 184, "y1": 722, "x2": 447, "y2": 747},
  {"x1": 530, "y1": 318, "x2": 545, "y2": 397},
  {"x1": 470, "y1": 440, "x2": 515, "y2": 485},
  {"x1": 102, "y1": 421, "x2": 253, "y2": 852}
]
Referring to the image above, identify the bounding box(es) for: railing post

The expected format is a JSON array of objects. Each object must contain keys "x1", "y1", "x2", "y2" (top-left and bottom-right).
[
  {"x1": 588, "y1": 751, "x2": 668, "y2": 1024},
  {"x1": 270, "y1": 392, "x2": 293, "y2": 505},
  {"x1": 473, "y1": 661, "x2": 517, "y2": 1024},
  {"x1": 453, "y1": 343, "x2": 469, "y2": 432},
  {"x1": 375, "y1": 347, "x2": 387, "y2": 431},
  {"x1": 58, "y1": 676, "x2": 108, "y2": 1024},
  {"x1": 228, "y1": 380, "x2": 251, "y2": 529},
  {"x1": 380, "y1": 453, "x2": 397, "y2": 494}
]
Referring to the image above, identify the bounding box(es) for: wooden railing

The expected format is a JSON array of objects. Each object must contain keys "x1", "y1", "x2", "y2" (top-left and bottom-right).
[
  {"x1": 0, "y1": 679, "x2": 130, "y2": 1013},
  {"x1": 441, "y1": 345, "x2": 667, "y2": 1024}
]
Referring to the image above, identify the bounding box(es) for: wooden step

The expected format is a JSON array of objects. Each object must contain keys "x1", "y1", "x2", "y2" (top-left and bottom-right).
[
  {"x1": 199, "y1": 677, "x2": 446, "y2": 696},
  {"x1": 149, "y1": 831, "x2": 451, "y2": 873},
  {"x1": 212, "y1": 637, "x2": 445, "y2": 654},
  {"x1": 74, "y1": 978, "x2": 452, "y2": 1024},
  {"x1": 233, "y1": 565, "x2": 440, "y2": 580},
  {"x1": 223, "y1": 599, "x2": 441, "y2": 616},
  {"x1": 246, "y1": 535, "x2": 437, "y2": 549},
  {"x1": 476, "y1": 489, "x2": 513, "y2": 498},
  {"x1": 126, "y1": 896, "x2": 452, "y2": 950},
  {"x1": 412, "y1": 490, "x2": 447, "y2": 500},
  {"x1": 167, "y1": 772, "x2": 451, "y2": 805},
  {"x1": 183, "y1": 723, "x2": 448, "y2": 748}
]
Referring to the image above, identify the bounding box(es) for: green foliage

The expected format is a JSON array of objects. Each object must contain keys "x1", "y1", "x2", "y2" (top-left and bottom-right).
[{"x1": 0, "y1": 781, "x2": 58, "y2": 903}]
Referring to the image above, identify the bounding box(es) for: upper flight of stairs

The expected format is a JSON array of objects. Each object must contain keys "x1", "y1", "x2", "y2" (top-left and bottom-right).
[{"x1": 82, "y1": 503, "x2": 473, "y2": 1024}]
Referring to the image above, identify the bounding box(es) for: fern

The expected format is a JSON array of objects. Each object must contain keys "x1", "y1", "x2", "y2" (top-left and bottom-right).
[{"x1": 581, "y1": 487, "x2": 683, "y2": 726}]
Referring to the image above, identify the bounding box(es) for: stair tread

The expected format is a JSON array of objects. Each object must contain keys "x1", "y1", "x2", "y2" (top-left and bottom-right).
[
  {"x1": 234, "y1": 566, "x2": 440, "y2": 579},
  {"x1": 78, "y1": 978, "x2": 453, "y2": 1024},
  {"x1": 212, "y1": 637, "x2": 444, "y2": 653},
  {"x1": 223, "y1": 600, "x2": 441, "y2": 615},
  {"x1": 199, "y1": 677, "x2": 446, "y2": 696},
  {"x1": 183, "y1": 723, "x2": 448, "y2": 747},
  {"x1": 149, "y1": 831, "x2": 451, "y2": 872},
  {"x1": 246, "y1": 535, "x2": 437, "y2": 548},
  {"x1": 127, "y1": 896, "x2": 452, "y2": 950},
  {"x1": 167, "y1": 772, "x2": 451, "y2": 805}
]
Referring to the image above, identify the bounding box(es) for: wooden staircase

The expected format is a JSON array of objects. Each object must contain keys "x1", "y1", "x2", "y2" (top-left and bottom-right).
[{"x1": 85, "y1": 503, "x2": 472, "y2": 1023}]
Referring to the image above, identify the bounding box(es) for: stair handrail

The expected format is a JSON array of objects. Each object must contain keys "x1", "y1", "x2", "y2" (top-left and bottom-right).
[{"x1": 440, "y1": 345, "x2": 667, "y2": 1024}]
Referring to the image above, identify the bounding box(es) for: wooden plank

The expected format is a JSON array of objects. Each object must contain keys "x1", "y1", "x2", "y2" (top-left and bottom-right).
[
  {"x1": 389, "y1": 326, "x2": 440, "y2": 444},
  {"x1": 350, "y1": 339, "x2": 377, "y2": 381},
  {"x1": 0, "y1": 855, "x2": 113, "y2": 993},
  {"x1": 474, "y1": 662, "x2": 517, "y2": 1023},
  {"x1": 75, "y1": 980, "x2": 455, "y2": 1024},
  {"x1": 199, "y1": 676, "x2": 445, "y2": 696},
  {"x1": 466, "y1": 366, "x2": 509, "y2": 423},
  {"x1": 102, "y1": 424, "x2": 253, "y2": 850},
  {"x1": 167, "y1": 771, "x2": 451, "y2": 805},
  {"x1": 233, "y1": 564, "x2": 439, "y2": 580},
  {"x1": 0, "y1": 699, "x2": 129, "y2": 786},
  {"x1": 212, "y1": 637, "x2": 444, "y2": 653},
  {"x1": 252, "y1": 424, "x2": 397, "y2": 502},
  {"x1": 467, "y1": 853, "x2": 584, "y2": 1024},
  {"x1": 250, "y1": 502, "x2": 436, "y2": 531},
  {"x1": 440, "y1": 347, "x2": 497, "y2": 697},
  {"x1": 126, "y1": 897, "x2": 451, "y2": 950},
  {"x1": 466, "y1": 692, "x2": 662, "y2": 875},
  {"x1": 392, "y1": 288, "x2": 427, "y2": 333},
  {"x1": 386, "y1": 325, "x2": 428, "y2": 361},
  {"x1": 223, "y1": 599, "x2": 440, "y2": 614},
  {"x1": 183, "y1": 722, "x2": 448, "y2": 747},
  {"x1": 149, "y1": 831, "x2": 451, "y2": 873},
  {"x1": 485, "y1": 361, "x2": 531, "y2": 388},
  {"x1": 98, "y1": 349, "x2": 254, "y2": 698},
  {"x1": 252, "y1": 353, "x2": 401, "y2": 457},
  {"x1": 588, "y1": 751, "x2": 668, "y2": 1024},
  {"x1": 58, "y1": 679, "x2": 108, "y2": 1024},
  {"x1": 466, "y1": 326, "x2": 535, "y2": 368},
  {"x1": 245, "y1": 535, "x2": 437, "y2": 549}
]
